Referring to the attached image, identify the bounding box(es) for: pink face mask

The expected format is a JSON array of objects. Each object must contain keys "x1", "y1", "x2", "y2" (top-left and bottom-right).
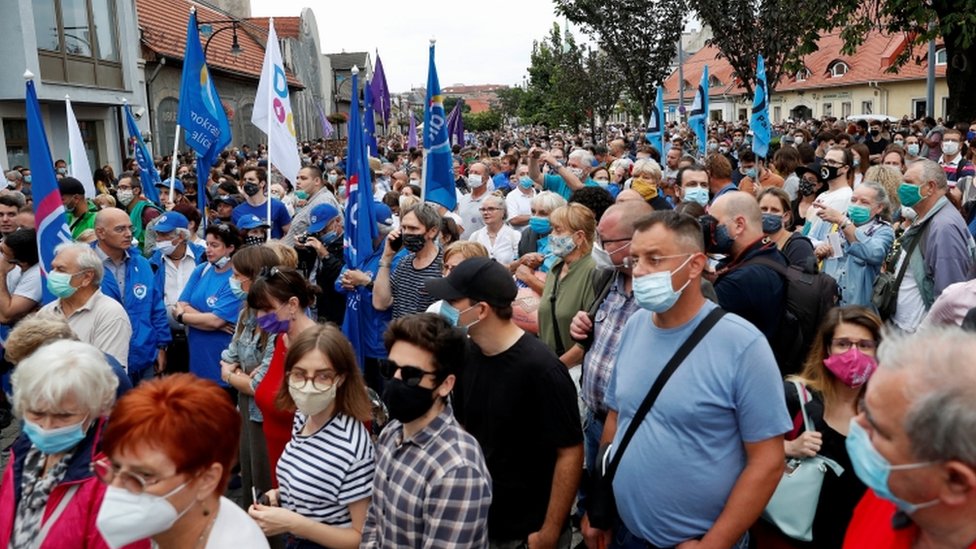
[{"x1": 823, "y1": 347, "x2": 878, "y2": 388}]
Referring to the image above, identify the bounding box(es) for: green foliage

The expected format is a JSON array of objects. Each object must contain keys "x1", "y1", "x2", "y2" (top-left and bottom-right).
[
  {"x1": 463, "y1": 110, "x2": 503, "y2": 132},
  {"x1": 443, "y1": 97, "x2": 472, "y2": 115}
]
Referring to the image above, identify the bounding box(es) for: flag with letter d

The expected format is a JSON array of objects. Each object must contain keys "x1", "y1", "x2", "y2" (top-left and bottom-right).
[
  {"x1": 751, "y1": 54, "x2": 771, "y2": 158},
  {"x1": 422, "y1": 42, "x2": 456, "y2": 211},
  {"x1": 343, "y1": 68, "x2": 378, "y2": 271},
  {"x1": 252, "y1": 18, "x2": 301, "y2": 185}
]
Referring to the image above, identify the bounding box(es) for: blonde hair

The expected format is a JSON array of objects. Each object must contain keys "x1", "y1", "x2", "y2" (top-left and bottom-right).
[
  {"x1": 549, "y1": 203, "x2": 596, "y2": 252},
  {"x1": 4, "y1": 312, "x2": 77, "y2": 364},
  {"x1": 443, "y1": 241, "x2": 489, "y2": 265},
  {"x1": 864, "y1": 164, "x2": 903, "y2": 209},
  {"x1": 263, "y1": 241, "x2": 299, "y2": 268}
]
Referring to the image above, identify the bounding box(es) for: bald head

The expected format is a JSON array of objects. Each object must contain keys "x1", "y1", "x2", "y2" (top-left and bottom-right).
[
  {"x1": 94, "y1": 207, "x2": 134, "y2": 253},
  {"x1": 601, "y1": 201, "x2": 654, "y2": 236},
  {"x1": 709, "y1": 191, "x2": 763, "y2": 254},
  {"x1": 615, "y1": 189, "x2": 644, "y2": 204},
  {"x1": 95, "y1": 207, "x2": 129, "y2": 229}
]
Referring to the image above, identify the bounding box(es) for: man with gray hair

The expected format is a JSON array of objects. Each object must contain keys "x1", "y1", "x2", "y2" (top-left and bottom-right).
[
  {"x1": 529, "y1": 147, "x2": 598, "y2": 200},
  {"x1": 38, "y1": 242, "x2": 131, "y2": 369},
  {"x1": 843, "y1": 327, "x2": 976, "y2": 548},
  {"x1": 889, "y1": 159, "x2": 975, "y2": 332}
]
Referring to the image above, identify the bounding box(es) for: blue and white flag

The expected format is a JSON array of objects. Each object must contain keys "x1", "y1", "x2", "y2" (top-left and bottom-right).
[
  {"x1": 689, "y1": 65, "x2": 710, "y2": 158},
  {"x1": 646, "y1": 86, "x2": 665, "y2": 153},
  {"x1": 124, "y1": 103, "x2": 161, "y2": 205},
  {"x1": 343, "y1": 68, "x2": 378, "y2": 271},
  {"x1": 421, "y1": 42, "x2": 457, "y2": 211},
  {"x1": 751, "y1": 54, "x2": 771, "y2": 158}
]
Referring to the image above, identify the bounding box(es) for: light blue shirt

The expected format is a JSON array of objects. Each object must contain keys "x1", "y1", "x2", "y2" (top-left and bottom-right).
[{"x1": 606, "y1": 301, "x2": 791, "y2": 546}]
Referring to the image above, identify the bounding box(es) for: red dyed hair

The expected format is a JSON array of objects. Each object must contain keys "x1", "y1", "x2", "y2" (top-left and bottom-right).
[{"x1": 101, "y1": 373, "x2": 241, "y2": 494}]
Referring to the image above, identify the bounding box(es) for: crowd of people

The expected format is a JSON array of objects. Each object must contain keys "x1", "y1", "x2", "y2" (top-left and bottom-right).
[{"x1": 0, "y1": 112, "x2": 974, "y2": 549}]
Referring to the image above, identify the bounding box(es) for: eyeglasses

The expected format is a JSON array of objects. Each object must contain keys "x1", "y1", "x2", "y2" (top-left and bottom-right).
[
  {"x1": 831, "y1": 338, "x2": 877, "y2": 352},
  {"x1": 378, "y1": 358, "x2": 438, "y2": 388},
  {"x1": 479, "y1": 207, "x2": 502, "y2": 213},
  {"x1": 824, "y1": 159, "x2": 846, "y2": 168},
  {"x1": 91, "y1": 458, "x2": 182, "y2": 495},
  {"x1": 287, "y1": 369, "x2": 337, "y2": 391}
]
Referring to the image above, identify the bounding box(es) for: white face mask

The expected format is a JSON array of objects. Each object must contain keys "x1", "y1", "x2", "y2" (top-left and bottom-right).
[
  {"x1": 116, "y1": 190, "x2": 135, "y2": 207},
  {"x1": 289, "y1": 383, "x2": 337, "y2": 416},
  {"x1": 96, "y1": 482, "x2": 192, "y2": 548},
  {"x1": 467, "y1": 174, "x2": 484, "y2": 189},
  {"x1": 942, "y1": 141, "x2": 960, "y2": 156},
  {"x1": 155, "y1": 240, "x2": 178, "y2": 257}
]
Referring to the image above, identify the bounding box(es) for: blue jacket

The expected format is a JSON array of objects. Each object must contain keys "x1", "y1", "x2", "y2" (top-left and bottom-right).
[
  {"x1": 148, "y1": 243, "x2": 206, "y2": 301},
  {"x1": 823, "y1": 219, "x2": 895, "y2": 307},
  {"x1": 100, "y1": 247, "x2": 172, "y2": 372}
]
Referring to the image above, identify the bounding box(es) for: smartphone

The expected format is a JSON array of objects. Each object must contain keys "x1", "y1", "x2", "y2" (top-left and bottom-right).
[{"x1": 390, "y1": 234, "x2": 403, "y2": 252}]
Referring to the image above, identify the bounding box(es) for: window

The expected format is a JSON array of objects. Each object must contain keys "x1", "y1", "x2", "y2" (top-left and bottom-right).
[
  {"x1": 796, "y1": 68, "x2": 811, "y2": 82},
  {"x1": 842, "y1": 102, "x2": 852, "y2": 118},
  {"x1": 773, "y1": 106, "x2": 782, "y2": 123},
  {"x1": 157, "y1": 97, "x2": 179, "y2": 158},
  {"x1": 3, "y1": 120, "x2": 28, "y2": 170},
  {"x1": 935, "y1": 48, "x2": 947, "y2": 66},
  {"x1": 823, "y1": 103, "x2": 833, "y2": 117},
  {"x1": 33, "y1": 0, "x2": 122, "y2": 87},
  {"x1": 77, "y1": 119, "x2": 100, "y2": 170},
  {"x1": 861, "y1": 101, "x2": 873, "y2": 115},
  {"x1": 912, "y1": 99, "x2": 927, "y2": 120},
  {"x1": 709, "y1": 75, "x2": 722, "y2": 88},
  {"x1": 830, "y1": 61, "x2": 849, "y2": 78}
]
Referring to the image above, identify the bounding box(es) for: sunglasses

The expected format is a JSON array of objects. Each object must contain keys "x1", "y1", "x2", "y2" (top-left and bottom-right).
[{"x1": 378, "y1": 358, "x2": 438, "y2": 388}]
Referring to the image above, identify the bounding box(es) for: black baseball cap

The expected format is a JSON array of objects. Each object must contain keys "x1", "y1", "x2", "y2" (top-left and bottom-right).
[
  {"x1": 58, "y1": 177, "x2": 86, "y2": 197},
  {"x1": 425, "y1": 257, "x2": 517, "y2": 308}
]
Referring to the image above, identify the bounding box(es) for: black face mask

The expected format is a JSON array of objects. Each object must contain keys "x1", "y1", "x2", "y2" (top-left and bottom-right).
[
  {"x1": 382, "y1": 378, "x2": 438, "y2": 423},
  {"x1": 870, "y1": 129, "x2": 880, "y2": 137},
  {"x1": 243, "y1": 182, "x2": 261, "y2": 197},
  {"x1": 403, "y1": 234, "x2": 426, "y2": 253},
  {"x1": 798, "y1": 179, "x2": 818, "y2": 197},
  {"x1": 820, "y1": 165, "x2": 845, "y2": 182}
]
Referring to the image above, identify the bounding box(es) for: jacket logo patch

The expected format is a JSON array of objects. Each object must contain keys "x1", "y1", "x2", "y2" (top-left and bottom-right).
[{"x1": 133, "y1": 284, "x2": 147, "y2": 300}]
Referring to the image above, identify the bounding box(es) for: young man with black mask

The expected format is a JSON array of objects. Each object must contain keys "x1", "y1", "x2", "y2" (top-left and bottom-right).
[{"x1": 233, "y1": 167, "x2": 291, "y2": 238}]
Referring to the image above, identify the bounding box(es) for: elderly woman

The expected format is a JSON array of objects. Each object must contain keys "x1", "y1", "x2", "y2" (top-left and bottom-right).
[
  {"x1": 95, "y1": 373, "x2": 268, "y2": 548},
  {"x1": 536, "y1": 203, "x2": 597, "y2": 368},
  {"x1": 174, "y1": 222, "x2": 244, "y2": 390},
  {"x1": 0, "y1": 340, "x2": 139, "y2": 548},
  {"x1": 512, "y1": 191, "x2": 567, "y2": 292},
  {"x1": 470, "y1": 195, "x2": 520, "y2": 266},
  {"x1": 248, "y1": 325, "x2": 374, "y2": 549},
  {"x1": 628, "y1": 158, "x2": 672, "y2": 210},
  {"x1": 815, "y1": 181, "x2": 895, "y2": 307}
]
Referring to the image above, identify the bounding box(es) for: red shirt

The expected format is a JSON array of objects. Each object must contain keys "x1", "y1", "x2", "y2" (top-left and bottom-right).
[
  {"x1": 254, "y1": 336, "x2": 295, "y2": 487},
  {"x1": 844, "y1": 490, "x2": 976, "y2": 549}
]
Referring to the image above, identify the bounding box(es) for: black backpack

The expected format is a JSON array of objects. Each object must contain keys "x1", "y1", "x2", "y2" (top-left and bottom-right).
[{"x1": 743, "y1": 257, "x2": 839, "y2": 375}]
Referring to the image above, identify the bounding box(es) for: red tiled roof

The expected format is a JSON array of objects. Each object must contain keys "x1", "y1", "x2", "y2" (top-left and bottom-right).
[
  {"x1": 136, "y1": 0, "x2": 302, "y2": 87},
  {"x1": 465, "y1": 99, "x2": 491, "y2": 114},
  {"x1": 246, "y1": 17, "x2": 301, "y2": 40},
  {"x1": 443, "y1": 85, "x2": 507, "y2": 94},
  {"x1": 664, "y1": 31, "x2": 945, "y2": 101}
]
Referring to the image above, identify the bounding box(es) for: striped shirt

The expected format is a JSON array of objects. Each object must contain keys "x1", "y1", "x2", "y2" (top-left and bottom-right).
[
  {"x1": 361, "y1": 404, "x2": 492, "y2": 548},
  {"x1": 582, "y1": 273, "x2": 639, "y2": 415},
  {"x1": 390, "y1": 250, "x2": 443, "y2": 319},
  {"x1": 277, "y1": 412, "x2": 374, "y2": 526}
]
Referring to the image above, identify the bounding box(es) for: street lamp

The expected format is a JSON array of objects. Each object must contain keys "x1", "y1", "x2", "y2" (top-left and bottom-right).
[{"x1": 198, "y1": 20, "x2": 243, "y2": 59}]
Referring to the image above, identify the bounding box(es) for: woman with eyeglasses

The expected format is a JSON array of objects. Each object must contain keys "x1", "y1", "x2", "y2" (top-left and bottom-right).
[
  {"x1": 248, "y1": 267, "x2": 321, "y2": 488},
  {"x1": 512, "y1": 191, "x2": 567, "y2": 294},
  {"x1": 753, "y1": 306, "x2": 882, "y2": 549},
  {"x1": 470, "y1": 195, "x2": 520, "y2": 266},
  {"x1": 95, "y1": 373, "x2": 268, "y2": 549},
  {"x1": 248, "y1": 324, "x2": 374, "y2": 549},
  {"x1": 173, "y1": 222, "x2": 244, "y2": 393},
  {"x1": 0, "y1": 340, "x2": 144, "y2": 548}
]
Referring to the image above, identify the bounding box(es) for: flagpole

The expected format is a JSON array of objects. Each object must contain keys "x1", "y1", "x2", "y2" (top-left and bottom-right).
[
  {"x1": 169, "y1": 123, "x2": 180, "y2": 204},
  {"x1": 265, "y1": 20, "x2": 274, "y2": 241},
  {"x1": 420, "y1": 39, "x2": 435, "y2": 204}
]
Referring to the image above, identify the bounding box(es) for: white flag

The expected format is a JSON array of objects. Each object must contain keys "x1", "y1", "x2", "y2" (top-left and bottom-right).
[
  {"x1": 252, "y1": 19, "x2": 300, "y2": 186},
  {"x1": 65, "y1": 97, "x2": 95, "y2": 197}
]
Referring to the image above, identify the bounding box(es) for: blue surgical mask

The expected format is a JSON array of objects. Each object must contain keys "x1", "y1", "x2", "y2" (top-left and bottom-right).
[
  {"x1": 710, "y1": 223, "x2": 735, "y2": 254},
  {"x1": 845, "y1": 419, "x2": 939, "y2": 514},
  {"x1": 683, "y1": 187, "x2": 709, "y2": 207},
  {"x1": 519, "y1": 176, "x2": 534, "y2": 189},
  {"x1": 761, "y1": 213, "x2": 783, "y2": 234},
  {"x1": 906, "y1": 144, "x2": 920, "y2": 156},
  {"x1": 23, "y1": 417, "x2": 88, "y2": 454},
  {"x1": 633, "y1": 255, "x2": 693, "y2": 313},
  {"x1": 320, "y1": 231, "x2": 339, "y2": 245},
  {"x1": 46, "y1": 271, "x2": 80, "y2": 298},
  {"x1": 426, "y1": 300, "x2": 479, "y2": 332},
  {"x1": 745, "y1": 167, "x2": 758, "y2": 180},
  {"x1": 228, "y1": 277, "x2": 247, "y2": 300},
  {"x1": 529, "y1": 216, "x2": 551, "y2": 235}
]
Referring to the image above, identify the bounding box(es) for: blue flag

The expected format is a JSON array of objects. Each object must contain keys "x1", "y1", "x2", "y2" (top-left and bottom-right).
[
  {"x1": 26, "y1": 80, "x2": 74, "y2": 305},
  {"x1": 422, "y1": 42, "x2": 457, "y2": 211},
  {"x1": 363, "y1": 79, "x2": 378, "y2": 158},
  {"x1": 124, "y1": 104, "x2": 161, "y2": 205},
  {"x1": 751, "y1": 54, "x2": 771, "y2": 158},
  {"x1": 343, "y1": 69, "x2": 378, "y2": 271},
  {"x1": 646, "y1": 86, "x2": 665, "y2": 153},
  {"x1": 689, "y1": 65, "x2": 710, "y2": 158},
  {"x1": 177, "y1": 9, "x2": 231, "y2": 224}
]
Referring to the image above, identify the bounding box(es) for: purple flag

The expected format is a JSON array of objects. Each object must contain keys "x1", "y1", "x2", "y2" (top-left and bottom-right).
[
  {"x1": 370, "y1": 54, "x2": 391, "y2": 127},
  {"x1": 408, "y1": 111, "x2": 418, "y2": 149},
  {"x1": 447, "y1": 101, "x2": 465, "y2": 148},
  {"x1": 317, "y1": 103, "x2": 333, "y2": 139}
]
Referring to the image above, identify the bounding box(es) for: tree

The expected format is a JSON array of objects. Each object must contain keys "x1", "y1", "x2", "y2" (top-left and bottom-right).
[
  {"x1": 463, "y1": 110, "x2": 503, "y2": 132},
  {"x1": 554, "y1": 0, "x2": 686, "y2": 123},
  {"x1": 691, "y1": 0, "x2": 835, "y2": 97},
  {"x1": 580, "y1": 49, "x2": 625, "y2": 136},
  {"x1": 828, "y1": 0, "x2": 976, "y2": 122},
  {"x1": 494, "y1": 87, "x2": 526, "y2": 122},
  {"x1": 443, "y1": 97, "x2": 472, "y2": 116}
]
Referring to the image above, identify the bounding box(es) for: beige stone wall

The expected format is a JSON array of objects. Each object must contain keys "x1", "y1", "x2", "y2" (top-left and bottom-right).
[{"x1": 768, "y1": 78, "x2": 949, "y2": 122}]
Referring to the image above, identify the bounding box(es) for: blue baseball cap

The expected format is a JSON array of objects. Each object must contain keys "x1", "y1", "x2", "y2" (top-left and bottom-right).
[
  {"x1": 154, "y1": 212, "x2": 189, "y2": 234},
  {"x1": 372, "y1": 202, "x2": 394, "y2": 229},
  {"x1": 308, "y1": 204, "x2": 340, "y2": 234},
  {"x1": 156, "y1": 178, "x2": 185, "y2": 194},
  {"x1": 237, "y1": 214, "x2": 270, "y2": 231}
]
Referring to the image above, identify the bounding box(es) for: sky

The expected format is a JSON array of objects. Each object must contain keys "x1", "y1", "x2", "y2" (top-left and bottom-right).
[{"x1": 249, "y1": 0, "x2": 575, "y2": 93}]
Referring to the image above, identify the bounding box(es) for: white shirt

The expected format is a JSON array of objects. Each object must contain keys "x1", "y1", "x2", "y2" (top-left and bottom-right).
[
  {"x1": 457, "y1": 191, "x2": 489, "y2": 240},
  {"x1": 163, "y1": 252, "x2": 199, "y2": 329},
  {"x1": 470, "y1": 224, "x2": 521, "y2": 265},
  {"x1": 204, "y1": 496, "x2": 270, "y2": 549},
  {"x1": 806, "y1": 186, "x2": 853, "y2": 246},
  {"x1": 506, "y1": 188, "x2": 536, "y2": 232}
]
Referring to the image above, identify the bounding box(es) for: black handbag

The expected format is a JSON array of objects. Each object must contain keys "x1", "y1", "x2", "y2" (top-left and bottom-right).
[{"x1": 587, "y1": 308, "x2": 727, "y2": 530}]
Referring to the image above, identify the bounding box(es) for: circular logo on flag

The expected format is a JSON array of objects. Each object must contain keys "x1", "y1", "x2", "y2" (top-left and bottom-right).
[
  {"x1": 133, "y1": 284, "x2": 147, "y2": 300},
  {"x1": 207, "y1": 296, "x2": 218, "y2": 308}
]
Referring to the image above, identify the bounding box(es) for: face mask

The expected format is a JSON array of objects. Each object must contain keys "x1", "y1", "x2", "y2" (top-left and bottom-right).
[
  {"x1": 761, "y1": 213, "x2": 783, "y2": 234},
  {"x1": 592, "y1": 178, "x2": 609, "y2": 188},
  {"x1": 870, "y1": 129, "x2": 880, "y2": 137},
  {"x1": 942, "y1": 141, "x2": 960, "y2": 156},
  {"x1": 745, "y1": 167, "x2": 758, "y2": 180},
  {"x1": 529, "y1": 216, "x2": 551, "y2": 234},
  {"x1": 426, "y1": 299, "x2": 460, "y2": 326},
  {"x1": 683, "y1": 187, "x2": 709, "y2": 207},
  {"x1": 893, "y1": 140, "x2": 905, "y2": 147},
  {"x1": 211, "y1": 256, "x2": 231, "y2": 269},
  {"x1": 403, "y1": 233, "x2": 426, "y2": 253},
  {"x1": 906, "y1": 143, "x2": 920, "y2": 156},
  {"x1": 719, "y1": 146, "x2": 729, "y2": 154},
  {"x1": 46, "y1": 270, "x2": 80, "y2": 298},
  {"x1": 710, "y1": 223, "x2": 735, "y2": 254},
  {"x1": 968, "y1": 131, "x2": 976, "y2": 141},
  {"x1": 228, "y1": 277, "x2": 247, "y2": 300},
  {"x1": 327, "y1": 173, "x2": 339, "y2": 184},
  {"x1": 467, "y1": 175, "x2": 484, "y2": 189},
  {"x1": 845, "y1": 420, "x2": 939, "y2": 514},
  {"x1": 548, "y1": 233, "x2": 577, "y2": 258},
  {"x1": 848, "y1": 204, "x2": 872, "y2": 226},
  {"x1": 295, "y1": 190, "x2": 309, "y2": 200},
  {"x1": 898, "y1": 182, "x2": 925, "y2": 208},
  {"x1": 733, "y1": 137, "x2": 743, "y2": 146},
  {"x1": 230, "y1": 169, "x2": 240, "y2": 176},
  {"x1": 821, "y1": 165, "x2": 843, "y2": 182},
  {"x1": 570, "y1": 167, "x2": 584, "y2": 178},
  {"x1": 23, "y1": 417, "x2": 87, "y2": 454},
  {"x1": 591, "y1": 243, "x2": 616, "y2": 271},
  {"x1": 96, "y1": 482, "x2": 193, "y2": 548},
  {"x1": 823, "y1": 347, "x2": 878, "y2": 388},
  {"x1": 116, "y1": 190, "x2": 134, "y2": 207},
  {"x1": 852, "y1": 157, "x2": 861, "y2": 168},
  {"x1": 320, "y1": 231, "x2": 339, "y2": 245},
  {"x1": 155, "y1": 240, "x2": 177, "y2": 257},
  {"x1": 242, "y1": 182, "x2": 260, "y2": 197},
  {"x1": 794, "y1": 138, "x2": 805, "y2": 146},
  {"x1": 633, "y1": 255, "x2": 693, "y2": 313},
  {"x1": 519, "y1": 176, "x2": 534, "y2": 189},
  {"x1": 256, "y1": 308, "x2": 290, "y2": 334},
  {"x1": 799, "y1": 179, "x2": 818, "y2": 197},
  {"x1": 707, "y1": 142, "x2": 718, "y2": 152},
  {"x1": 382, "y1": 378, "x2": 438, "y2": 423},
  {"x1": 23, "y1": 175, "x2": 31, "y2": 184},
  {"x1": 57, "y1": 167, "x2": 68, "y2": 175},
  {"x1": 289, "y1": 382, "x2": 337, "y2": 416}
]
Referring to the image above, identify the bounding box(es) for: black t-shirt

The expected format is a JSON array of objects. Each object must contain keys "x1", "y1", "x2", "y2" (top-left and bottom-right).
[
  {"x1": 452, "y1": 333, "x2": 583, "y2": 542},
  {"x1": 866, "y1": 137, "x2": 889, "y2": 156}
]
